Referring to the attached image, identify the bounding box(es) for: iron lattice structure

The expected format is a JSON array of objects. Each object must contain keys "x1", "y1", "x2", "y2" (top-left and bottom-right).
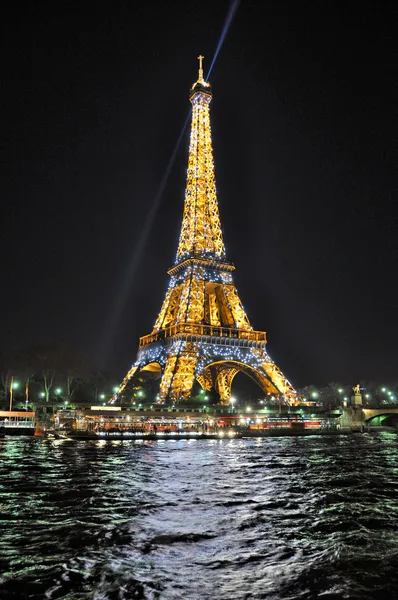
[{"x1": 114, "y1": 58, "x2": 297, "y2": 405}]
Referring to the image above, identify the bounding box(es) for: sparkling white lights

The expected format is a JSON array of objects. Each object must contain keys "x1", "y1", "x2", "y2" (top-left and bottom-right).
[{"x1": 112, "y1": 62, "x2": 297, "y2": 406}]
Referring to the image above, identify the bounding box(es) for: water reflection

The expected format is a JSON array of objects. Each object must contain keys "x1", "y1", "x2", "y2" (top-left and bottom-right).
[{"x1": 0, "y1": 434, "x2": 398, "y2": 599}]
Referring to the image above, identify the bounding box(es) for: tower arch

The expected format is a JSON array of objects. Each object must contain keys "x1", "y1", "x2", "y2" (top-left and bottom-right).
[{"x1": 196, "y1": 358, "x2": 286, "y2": 405}]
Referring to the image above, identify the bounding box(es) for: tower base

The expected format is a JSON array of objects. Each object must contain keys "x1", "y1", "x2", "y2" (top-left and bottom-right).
[{"x1": 116, "y1": 331, "x2": 297, "y2": 405}]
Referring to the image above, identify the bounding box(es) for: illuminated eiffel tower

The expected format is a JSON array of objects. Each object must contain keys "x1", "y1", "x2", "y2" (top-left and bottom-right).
[{"x1": 114, "y1": 57, "x2": 297, "y2": 405}]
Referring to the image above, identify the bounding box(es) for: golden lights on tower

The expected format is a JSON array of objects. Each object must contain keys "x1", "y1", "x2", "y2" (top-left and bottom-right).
[{"x1": 112, "y1": 57, "x2": 297, "y2": 406}]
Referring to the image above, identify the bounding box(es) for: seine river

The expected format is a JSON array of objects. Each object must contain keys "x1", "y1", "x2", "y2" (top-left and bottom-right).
[{"x1": 1, "y1": 434, "x2": 398, "y2": 599}]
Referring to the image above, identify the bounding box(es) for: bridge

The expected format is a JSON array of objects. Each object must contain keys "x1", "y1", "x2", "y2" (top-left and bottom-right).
[{"x1": 363, "y1": 407, "x2": 398, "y2": 426}]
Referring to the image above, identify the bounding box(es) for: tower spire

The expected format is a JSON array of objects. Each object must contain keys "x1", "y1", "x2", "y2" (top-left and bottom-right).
[
  {"x1": 176, "y1": 57, "x2": 225, "y2": 262},
  {"x1": 197, "y1": 54, "x2": 204, "y2": 83}
]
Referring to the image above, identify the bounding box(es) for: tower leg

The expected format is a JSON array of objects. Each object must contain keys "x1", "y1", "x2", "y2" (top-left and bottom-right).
[
  {"x1": 254, "y1": 349, "x2": 297, "y2": 404},
  {"x1": 215, "y1": 366, "x2": 239, "y2": 404},
  {"x1": 110, "y1": 365, "x2": 139, "y2": 402},
  {"x1": 159, "y1": 342, "x2": 199, "y2": 402},
  {"x1": 197, "y1": 367, "x2": 213, "y2": 392}
]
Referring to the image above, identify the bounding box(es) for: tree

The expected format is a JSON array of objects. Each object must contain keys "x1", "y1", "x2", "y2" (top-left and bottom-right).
[
  {"x1": 0, "y1": 350, "x2": 22, "y2": 408},
  {"x1": 36, "y1": 348, "x2": 57, "y2": 402},
  {"x1": 63, "y1": 352, "x2": 90, "y2": 401},
  {"x1": 19, "y1": 343, "x2": 62, "y2": 403},
  {"x1": 0, "y1": 368, "x2": 12, "y2": 408},
  {"x1": 16, "y1": 342, "x2": 92, "y2": 405},
  {"x1": 88, "y1": 369, "x2": 108, "y2": 403},
  {"x1": 299, "y1": 384, "x2": 319, "y2": 402}
]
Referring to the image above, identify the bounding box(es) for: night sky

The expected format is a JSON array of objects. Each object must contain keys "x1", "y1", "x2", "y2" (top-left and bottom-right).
[{"x1": 1, "y1": 1, "x2": 397, "y2": 388}]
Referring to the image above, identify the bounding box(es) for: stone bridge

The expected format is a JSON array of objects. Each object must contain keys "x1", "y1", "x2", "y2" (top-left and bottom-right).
[
  {"x1": 337, "y1": 406, "x2": 398, "y2": 429},
  {"x1": 363, "y1": 407, "x2": 398, "y2": 425}
]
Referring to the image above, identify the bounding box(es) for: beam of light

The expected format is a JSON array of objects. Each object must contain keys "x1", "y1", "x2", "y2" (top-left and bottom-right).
[
  {"x1": 96, "y1": 111, "x2": 191, "y2": 368},
  {"x1": 96, "y1": 0, "x2": 239, "y2": 368},
  {"x1": 206, "y1": 0, "x2": 240, "y2": 81}
]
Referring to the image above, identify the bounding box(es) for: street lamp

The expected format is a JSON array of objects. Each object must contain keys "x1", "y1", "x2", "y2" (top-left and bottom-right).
[
  {"x1": 99, "y1": 394, "x2": 105, "y2": 400},
  {"x1": 25, "y1": 379, "x2": 29, "y2": 410},
  {"x1": 113, "y1": 386, "x2": 119, "y2": 394},
  {"x1": 230, "y1": 397, "x2": 236, "y2": 412},
  {"x1": 9, "y1": 377, "x2": 19, "y2": 411},
  {"x1": 55, "y1": 389, "x2": 62, "y2": 411}
]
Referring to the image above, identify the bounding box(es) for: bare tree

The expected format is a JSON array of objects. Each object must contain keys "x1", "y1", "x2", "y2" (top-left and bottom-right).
[
  {"x1": 0, "y1": 350, "x2": 20, "y2": 408},
  {"x1": 0, "y1": 369, "x2": 12, "y2": 407},
  {"x1": 42, "y1": 366, "x2": 56, "y2": 402},
  {"x1": 23, "y1": 344, "x2": 60, "y2": 402}
]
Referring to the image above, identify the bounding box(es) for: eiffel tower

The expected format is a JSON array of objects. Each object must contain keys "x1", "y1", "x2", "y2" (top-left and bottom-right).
[{"x1": 114, "y1": 57, "x2": 297, "y2": 405}]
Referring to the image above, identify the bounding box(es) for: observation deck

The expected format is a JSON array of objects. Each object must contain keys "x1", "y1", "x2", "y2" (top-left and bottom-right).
[
  {"x1": 168, "y1": 254, "x2": 235, "y2": 276},
  {"x1": 139, "y1": 323, "x2": 267, "y2": 349}
]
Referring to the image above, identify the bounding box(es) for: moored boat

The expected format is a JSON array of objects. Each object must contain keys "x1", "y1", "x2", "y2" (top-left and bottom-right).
[{"x1": 0, "y1": 411, "x2": 36, "y2": 436}]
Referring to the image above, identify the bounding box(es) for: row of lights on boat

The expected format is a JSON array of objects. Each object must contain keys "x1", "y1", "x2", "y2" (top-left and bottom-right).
[{"x1": 96, "y1": 430, "x2": 236, "y2": 438}]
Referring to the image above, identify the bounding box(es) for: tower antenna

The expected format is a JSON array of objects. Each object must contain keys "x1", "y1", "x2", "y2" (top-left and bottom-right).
[{"x1": 197, "y1": 55, "x2": 204, "y2": 83}]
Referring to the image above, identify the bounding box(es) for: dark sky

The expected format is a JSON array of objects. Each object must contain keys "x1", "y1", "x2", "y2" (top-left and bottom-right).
[{"x1": 1, "y1": 1, "x2": 397, "y2": 388}]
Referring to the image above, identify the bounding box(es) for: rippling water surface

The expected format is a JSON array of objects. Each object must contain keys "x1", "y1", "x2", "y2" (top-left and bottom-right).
[{"x1": 1, "y1": 434, "x2": 398, "y2": 599}]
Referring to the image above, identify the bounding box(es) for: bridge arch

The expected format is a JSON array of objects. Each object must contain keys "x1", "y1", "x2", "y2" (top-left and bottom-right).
[{"x1": 364, "y1": 410, "x2": 398, "y2": 426}]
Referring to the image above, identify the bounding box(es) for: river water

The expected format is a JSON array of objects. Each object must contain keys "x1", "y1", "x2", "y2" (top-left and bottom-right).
[{"x1": 1, "y1": 434, "x2": 398, "y2": 599}]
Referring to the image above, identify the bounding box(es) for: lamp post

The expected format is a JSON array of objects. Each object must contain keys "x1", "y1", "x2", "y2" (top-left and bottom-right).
[
  {"x1": 230, "y1": 397, "x2": 236, "y2": 413},
  {"x1": 54, "y1": 388, "x2": 62, "y2": 411},
  {"x1": 9, "y1": 378, "x2": 19, "y2": 412},
  {"x1": 25, "y1": 379, "x2": 29, "y2": 410},
  {"x1": 9, "y1": 377, "x2": 14, "y2": 412}
]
